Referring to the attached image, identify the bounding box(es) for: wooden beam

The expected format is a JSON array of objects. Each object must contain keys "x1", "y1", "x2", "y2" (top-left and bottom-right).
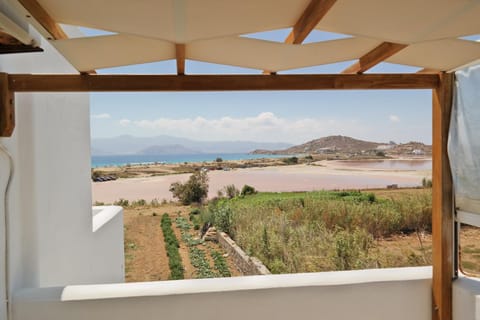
[
  {"x1": 431, "y1": 72, "x2": 454, "y2": 320},
  {"x1": 8, "y1": 73, "x2": 439, "y2": 92},
  {"x1": 176, "y1": 44, "x2": 186, "y2": 75},
  {"x1": 264, "y1": 0, "x2": 336, "y2": 74},
  {"x1": 17, "y1": 0, "x2": 67, "y2": 40},
  {"x1": 0, "y1": 73, "x2": 15, "y2": 137},
  {"x1": 285, "y1": 0, "x2": 337, "y2": 45},
  {"x1": 0, "y1": 31, "x2": 43, "y2": 54},
  {"x1": 418, "y1": 68, "x2": 440, "y2": 74},
  {"x1": 342, "y1": 42, "x2": 408, "y2": 74}
]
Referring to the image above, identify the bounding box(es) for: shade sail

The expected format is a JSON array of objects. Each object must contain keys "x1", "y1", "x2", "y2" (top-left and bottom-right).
[{"x1": 5, "y1": 0, "x2": 480, "y2": 72}]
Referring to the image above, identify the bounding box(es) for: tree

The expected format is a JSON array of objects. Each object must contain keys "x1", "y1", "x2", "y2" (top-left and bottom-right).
[
  {"x1": 169, "y1": 171, "x2": 209, "y2": 205},
  {"x1": 215, "y1": 157, "x2": 223, "y2": 163}
]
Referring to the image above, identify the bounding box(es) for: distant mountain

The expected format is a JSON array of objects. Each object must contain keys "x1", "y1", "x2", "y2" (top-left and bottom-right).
[
  {"x1": 91, "y1": 135, "x2": 292, "y2": 155},
  {"x1": 251, "y1": 135, "x2": 431, "y2": 155},
  {"x1": 252, "y1": 135, "x2": 381, "y2": 154},
  {"x1": 138, "y1": 144, "x2": 201, "y2": 155}
]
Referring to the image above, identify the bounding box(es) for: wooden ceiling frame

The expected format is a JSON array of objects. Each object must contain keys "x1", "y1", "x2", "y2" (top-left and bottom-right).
[
  {"x1": 0, "y1": 70, "x2": 456, "y2": 320},
  {"x1": 0, "y1": 31, "x2": 43, "y2": 54},
  {"x1": 342, "y1": 42, "x2": 408, "y2": 74},
  {"x1": 263, "y1": 0, "x2": 337, "y2": 74},
  {"x1": 16, "y1": 0, "x2": 95, "y2": 74},
  {"x1": 176, "y1": 44, "x2": 186, "y2": 75},
  {"x1": 17, "y1": 0, "x2": 67, "y2": 40},
  {"x1": 6, "y1": 73, "x2": 439, "y2": 92}
]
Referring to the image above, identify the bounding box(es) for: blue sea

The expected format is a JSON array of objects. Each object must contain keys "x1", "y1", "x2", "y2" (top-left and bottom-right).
[{"x1": 91, "y1": 153, "x2": 286, "y2": 168}]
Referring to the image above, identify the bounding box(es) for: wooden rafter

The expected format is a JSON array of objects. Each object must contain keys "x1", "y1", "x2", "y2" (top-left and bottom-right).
[
  {"x1": 17, "y1": 0, "x2": 96, "y2": 73},
  {"x1": 418, "y1": 68, "x2": 440, "y2": 74},
  {"x1": 7, "y1": 73, "x2": 439, "y2": 92},
  {"x1": 0, "y1": 73, "x2": 15, "y2": 137},
  {"x1": 342, "y1": 42, "x2": 408, "y2": 74},
  {"x1": 264, "y1": 0, "x2": 336, "y2": 74},
  {"x1": 0, "y1": 31, "x2": 43, "y2": 54},
  {"x1": 431, "y1": 72, "x2": 454, "y2": 320},
  {"x1": 286, "y1": 0, "x2": 337, "y2": 45},
  {"x1": 176, "y1": 44, "x2": 186, "y2": 75},
  {"x1": 17, "y1": 0, "x2": 67, "y2": 40}
]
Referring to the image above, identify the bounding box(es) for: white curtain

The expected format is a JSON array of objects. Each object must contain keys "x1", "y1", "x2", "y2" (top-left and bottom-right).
[{"x1": 449, "y1": 64, "x2": 480, "y2": 222}]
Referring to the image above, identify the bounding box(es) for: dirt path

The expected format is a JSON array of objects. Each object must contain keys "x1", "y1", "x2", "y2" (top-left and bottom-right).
[{"x1": 124, "y1": 210, "x2": 170, "y2": 282}]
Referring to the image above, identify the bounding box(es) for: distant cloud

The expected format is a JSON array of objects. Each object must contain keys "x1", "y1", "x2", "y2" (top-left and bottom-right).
[
  {"x1": 119, "y1": 119, "x2": 132, "y2": 126},
  {"x1": 91, "y1": 113, "x2": 111, "y2": 119},
  {"x1": 389, "y1": 115, "x2": 400, "y2": 122},
  {"x1": 119, "y1": 112, "x2": 367, "y2": 143}
]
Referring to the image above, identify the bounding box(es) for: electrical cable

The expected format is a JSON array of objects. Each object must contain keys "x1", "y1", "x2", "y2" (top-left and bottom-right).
[{"x1": 0, "y1": 143, "x2": 13, "y2": 320}]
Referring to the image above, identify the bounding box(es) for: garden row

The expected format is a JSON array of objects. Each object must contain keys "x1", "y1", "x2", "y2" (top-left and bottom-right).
[{"x1": 175, "y1": 216, "x2": 231, "y2": 278}]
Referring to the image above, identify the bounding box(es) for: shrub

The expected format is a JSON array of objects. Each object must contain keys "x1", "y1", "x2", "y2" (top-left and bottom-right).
[
  {"x1": 224, "y1": 184, "x2": 239, "y2": 199},
  {"x1": 169, "y1": 171, "x2": 209, "y2": 205},
  {"x1": 422, "y1": 177, "x2": 432, "y2": 188},
  {"x1": 283, "y1": 156, "x2": 299, "y2": 165},
  {"x1": 215, "y1": 157, "x2": 223, "y2": 163},
  {"x1": 241, "y1": 184, "x2": 257, "y2": 196},
  {"x1": 114, "y1": 198, "x2": 129, "y2": 207}
]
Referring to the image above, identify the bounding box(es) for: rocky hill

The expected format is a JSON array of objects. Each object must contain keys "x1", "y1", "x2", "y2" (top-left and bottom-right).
[
  {"x1": 251, "y1": 135, "x2": 431, "y2": 156},
  {"x1": 252, "y1": 135, "x2": 380, "y2": 154}
]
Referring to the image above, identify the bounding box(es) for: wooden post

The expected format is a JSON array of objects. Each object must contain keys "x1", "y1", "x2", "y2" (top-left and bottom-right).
[
  {"x1": 0, "y1": 73, "x2": 14, "y2": 137},
  {"x1": 432, "y1": 72, "x2": 454, "y2": 320}
]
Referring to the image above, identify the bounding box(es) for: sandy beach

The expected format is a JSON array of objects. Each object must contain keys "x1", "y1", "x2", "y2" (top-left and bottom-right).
[{"x1": 92, "y1": 160, "x2": 431, "y2": 203}]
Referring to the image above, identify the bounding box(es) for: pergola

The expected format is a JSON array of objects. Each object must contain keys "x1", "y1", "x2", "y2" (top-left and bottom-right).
[{"x1": 1, "y1": 1, "x2": 479, "y2": 320}]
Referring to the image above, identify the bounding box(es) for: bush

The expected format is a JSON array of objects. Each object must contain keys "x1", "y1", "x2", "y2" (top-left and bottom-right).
[
  {"x1": 422, "y1": 177, "x2": 432, "y2": 188},
  {"x1": 241, "y1": 184, "x2": 257, "y2": 196},
  {"x1": 215, "y1": 157, "x2": 223, "y2": 163},
  {"x1": 114, "y1": 198, "x2": 129, "y2": 207},
  {"x1": 224, "y1": 184, "x2": 239, "y2": 199},
  {"x1": 169, "y1": 171, "x2": 209, "y2": 205},
  {"x1": 283, "y1": 156, "x2": 299, "y2": 165}
]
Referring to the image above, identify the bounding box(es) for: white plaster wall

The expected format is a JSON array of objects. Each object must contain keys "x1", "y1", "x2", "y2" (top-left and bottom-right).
[
  {"x1": 453, "y1": 275, "x2": 480, "y2": 320},
  {"x1": 0, "y1": 2, "x2": 124, "y2": 308},
  {"x1": 12, "y1": 267, "x2": 432, "y2": 320}
]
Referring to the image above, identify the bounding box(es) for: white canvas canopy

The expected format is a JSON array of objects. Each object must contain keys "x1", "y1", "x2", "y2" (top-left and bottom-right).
[{"x1": 449, "y1": 65, "x2": 480, "y2": 226}]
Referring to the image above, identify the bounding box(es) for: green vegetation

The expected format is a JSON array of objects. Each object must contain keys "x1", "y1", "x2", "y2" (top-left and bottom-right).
[
  {"x1": 202, "y1": 189, "x2": 432, "y2": 274},
  {"x1": 211, "y1": 250, "x2": 231, "y2": 277},
  {"x1": 224, "y1": 184, "x2": 240, "y2": 199},
  {"x1": 283, "y1": 156, "x2": 299, "y2": 165},
  {"x1": 240, "y1": 184, "x2": 257, "y2": 197},
  {"x1": 175, "y1": 216, "x2": 232, "y2": 279},
  {"x1": 169, "y1": 171, "x2": 209, "y2": 205},
  {"x1": 161, "y1": 214, "x2": 184, "y2": 280},
  {"x1": 422, "y1": 177, "x2": 432, "y2": 188}
]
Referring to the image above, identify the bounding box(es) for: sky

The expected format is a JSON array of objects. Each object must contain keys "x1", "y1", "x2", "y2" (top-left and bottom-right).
[{"x1": 86, "y1": 28, "x2": 434, "y2": 145}]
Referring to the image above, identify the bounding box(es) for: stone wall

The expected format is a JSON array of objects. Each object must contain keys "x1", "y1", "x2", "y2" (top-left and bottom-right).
[{"x1": 216, "y1": 232, "x2": 270, "y2": 275}]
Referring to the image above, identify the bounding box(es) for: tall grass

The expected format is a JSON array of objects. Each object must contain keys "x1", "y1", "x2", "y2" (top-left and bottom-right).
[{"x1": 203, "y1": 190, "x2": 432, "y2": 273}]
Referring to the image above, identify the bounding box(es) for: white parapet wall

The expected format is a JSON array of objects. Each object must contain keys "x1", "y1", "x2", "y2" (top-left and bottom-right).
[
  {"x1": 453, "y1": 274, "x2": 480, "y2": 320},
  {"x1": 13, "y1": 267, "x2": 432, "y2": 320},
  {"x1": 91, "y1": 206, "x2": 125, "y2": 284}
]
